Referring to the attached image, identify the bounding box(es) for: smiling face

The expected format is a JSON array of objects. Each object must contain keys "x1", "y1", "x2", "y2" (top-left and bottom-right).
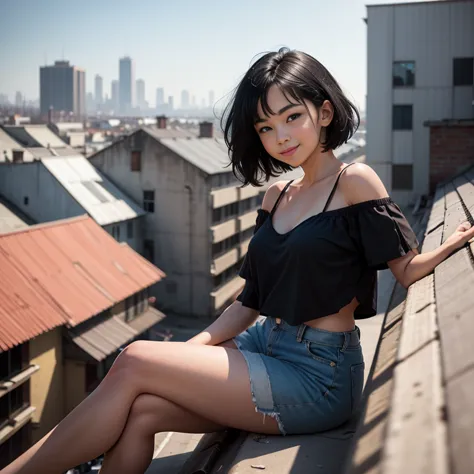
[{"x1": 254, "y1": 85, "x2": 334, "y2": 168}]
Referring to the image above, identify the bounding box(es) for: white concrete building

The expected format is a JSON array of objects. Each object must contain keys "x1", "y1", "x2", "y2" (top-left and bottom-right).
[
  {"x1": 90, "y1": 121, "x2": 303, "y2": 319},
  {"x1": 366, "y1": 0, "x2": 474, "y2": 205},
  {"x1": 0, "y1": 155, "x2": 145, "y2": 252},
  {"x1": 0, "y1": 125, "x2": 76, "y2": 160}
]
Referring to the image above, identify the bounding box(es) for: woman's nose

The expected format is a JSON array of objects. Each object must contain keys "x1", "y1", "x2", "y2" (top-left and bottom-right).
[{"x1": 276, "y1": 129, "x2": 290, "y2": 145}]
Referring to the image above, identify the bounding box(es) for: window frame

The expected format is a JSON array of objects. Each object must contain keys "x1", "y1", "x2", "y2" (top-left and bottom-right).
[
  {"x1": 392, "y1": 164, "x2": 413, "y2": 190},
  {"x1": 392, "y1": 61, "x2": 415, "y2": 87},
  {"x1": 453, "y1": 57, "x2": 474, "y2": 86},
  {"x1": 392, "y1": 105, "x2": 413, "y2": 131},
  {"x1": 131, "y1": 151, "x2": 142, "y2": 172},
  {"x1": 143, "y1": 190, "x2": 155, "y2": 213}
]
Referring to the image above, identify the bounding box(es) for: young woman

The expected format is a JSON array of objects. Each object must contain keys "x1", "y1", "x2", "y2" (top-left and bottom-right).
[{"x1": 3, "y1": 48, "x2": 473, "y2": 474}]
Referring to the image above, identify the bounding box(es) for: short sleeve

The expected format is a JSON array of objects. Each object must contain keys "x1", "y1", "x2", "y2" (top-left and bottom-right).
[
  {"x1": 235, "y1": 209, "x2": 269, "y2": 309},
  {"x1": 352, "y1": 199, "x2": 419, "y2": 270}
]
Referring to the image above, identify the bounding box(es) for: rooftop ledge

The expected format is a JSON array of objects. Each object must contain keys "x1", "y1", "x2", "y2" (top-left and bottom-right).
[{"x1": 424, "y1": 118, "x2": 474, "y2": 127}]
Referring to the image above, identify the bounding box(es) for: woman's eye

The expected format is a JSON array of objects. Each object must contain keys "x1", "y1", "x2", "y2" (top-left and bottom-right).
[
  {"x1": 259, "y1": 127, "x2": 271, "y2": 134},
  {"x1": 287, "y1": 113, "x2": 301, "y2": 122}
]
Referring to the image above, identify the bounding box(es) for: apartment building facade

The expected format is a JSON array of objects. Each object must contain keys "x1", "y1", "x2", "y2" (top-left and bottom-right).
[
  {"x1": 366, "y1": 0, "x2": 474, "y2": 205},
  {"x1": 90, "y1": 121, "x2": 267, "y2": 318}
]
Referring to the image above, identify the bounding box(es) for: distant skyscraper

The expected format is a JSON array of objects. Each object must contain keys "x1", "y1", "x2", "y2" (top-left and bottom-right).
[
  {"x1": 15, "y1": 92, "x2": 22, "y2": 108},
  {"x1": 156, "y1": 88, "x2": 164, "y2": 108},
  {"x1": 111, "y1": 80, "x2": 119, "y2": 111},
  {"x1": 119, "y1": 56, "x2": 135, "y2": 114},
  {"x1": 95, "y1": 75, "x2": 103, "y2": 106},
  {"x1": 136, "y1": 79, "x2": 146, "y2": 110},
  {"x1": 181, "y1": 90, "x2": 189, "y2": 109},
  {"x1": 209, "y1": 90, "x2": 215, "y2": 108},
  {"x1": 40, "y1": 60, "x2": 86, "y2": 117},
  {"x1": 168, "y1": 96, "x2": 174, "y2": 111}
]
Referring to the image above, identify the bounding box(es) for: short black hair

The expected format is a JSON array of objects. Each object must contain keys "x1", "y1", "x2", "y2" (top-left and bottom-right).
[{"x1": 222, "y1": 48, "x2": 360, "y2": 186}]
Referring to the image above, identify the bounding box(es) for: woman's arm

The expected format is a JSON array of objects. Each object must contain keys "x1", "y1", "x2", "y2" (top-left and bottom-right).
[
  {"x1": 388, "y1": 222, "x2": 474, "y2": 288},
  {"x1": 186, "y1": 301, "x2": 259, "y2": 345},
  {"x1": 341, "y1": 163, "x2": 474, "y2": 288}
]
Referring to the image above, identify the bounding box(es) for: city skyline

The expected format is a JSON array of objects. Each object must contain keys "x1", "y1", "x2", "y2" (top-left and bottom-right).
[{"x1": 0, "y1": 0, "x2": 420, "y2": 111}]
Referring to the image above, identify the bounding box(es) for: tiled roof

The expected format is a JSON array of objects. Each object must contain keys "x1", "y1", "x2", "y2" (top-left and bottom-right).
[
  {"x1": 42, "y1": 155, "x2": 145, "y2": 226},
  {"x1": 0, "y1": 215, "x2": 165, "y2": 351}
]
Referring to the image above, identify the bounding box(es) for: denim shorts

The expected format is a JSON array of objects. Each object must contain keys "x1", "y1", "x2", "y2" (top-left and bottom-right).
[{"x1": 233, "y1": 316, "x2": 364, "y2": 435}]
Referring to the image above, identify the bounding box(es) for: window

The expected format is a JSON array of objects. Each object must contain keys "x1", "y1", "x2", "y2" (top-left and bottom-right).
[
  {"x1": 393, "y1": 61, "x2": 415, "y2": 87},
  {"x1": 453, "y1": 58, "x2": 473, "y2": 86},
  {"x1": 85, "y1": 363, "x2": 99, "y2": 393},
  {"x1": 144, "y1": 239, "x2": 154, "y2": 263},
  {"x1": 23, "y1": 197, "x2": 29, "y2": 206},
  {"x1": 127, "y1": 221, "x2": 133, "y2": 239},
  {"x1": 131, "y1": 151, "x2": 141, "y2": 171},
  {"x1": 111, "y1": 225, "x2": 120, "y2": 241},
  {"x1": 143, "y1": 190, "x2": 155, "y2": 213},
  {"x1": 392, "y1": 105, "x2": 413, "y2": 130},
  {"x1": 392, "y1": 164, "x2": 413, "y2": 190}
]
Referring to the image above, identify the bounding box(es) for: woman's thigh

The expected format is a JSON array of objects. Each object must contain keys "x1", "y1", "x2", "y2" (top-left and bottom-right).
[{"x1": 114, "y1": 339, "x2": 280, "y2": 435}]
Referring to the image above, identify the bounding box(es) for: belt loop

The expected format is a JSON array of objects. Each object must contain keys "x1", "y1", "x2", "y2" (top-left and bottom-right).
[
  {"x1": 296, "y1": 324, "x2": 306, "y2": 343},
  {"x1": 341, "y1": 332, "x2": 350, "y2": 352}
]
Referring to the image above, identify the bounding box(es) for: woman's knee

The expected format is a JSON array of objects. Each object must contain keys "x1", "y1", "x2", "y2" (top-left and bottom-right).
[{"x1": 128, "y1": 394, "x2": 173, "y2": 434}]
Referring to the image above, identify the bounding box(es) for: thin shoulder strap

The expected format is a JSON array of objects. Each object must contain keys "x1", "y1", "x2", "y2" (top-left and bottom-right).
[
  {"x1": 270, "y1": 180, "x2": 294, "y2": 217},
  {"x1": 322, "y1": 163, "x2": 356, "y2": 213}
]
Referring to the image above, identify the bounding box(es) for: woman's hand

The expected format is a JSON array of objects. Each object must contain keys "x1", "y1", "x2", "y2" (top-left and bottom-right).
[{"x1": 444, "y1": 221, "x2": 474, "y2": 251}]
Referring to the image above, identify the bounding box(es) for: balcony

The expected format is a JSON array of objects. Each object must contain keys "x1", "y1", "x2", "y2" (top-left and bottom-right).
[
  {"x1": 0, "y1": 365, "x2": 40, "y2": 399},
  {"x1": 210, "y1": 218, "x2": 238, "y2": 243},
  {"x1": 238, "y1": 210, "x2": 258, "y2": 232},
  {"x1": 239, "y1": 185, "x2": 260, "y2": 200},
  {"x1": 211, "y1": 186, "x2": 238, "y2": 209},
  {"x1": 211, "y1": 248, "x2": 239, "y2": 276},
  {"x1": 0, "y1": 405, "x2": 36, "y2": 445},
  {"x1": 210, "y1": 275, "x2": 245, "y2": 311}
]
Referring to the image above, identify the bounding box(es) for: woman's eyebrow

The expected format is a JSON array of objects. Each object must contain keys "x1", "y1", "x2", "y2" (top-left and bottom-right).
[{"x1": 255, "y1": 103, "x2": 300, "y2": 124}]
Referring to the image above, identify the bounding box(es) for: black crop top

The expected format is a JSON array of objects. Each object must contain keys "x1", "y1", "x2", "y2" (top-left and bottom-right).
[{"x1": 236, "y1": 163, "x2": 419, "y2": 325}]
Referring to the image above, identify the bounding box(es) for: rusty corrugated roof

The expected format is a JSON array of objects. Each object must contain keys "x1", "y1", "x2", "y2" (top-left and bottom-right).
[
  {"x1": 68, "y1": 307, "x2": 165, "y2": 361},
  {"x1": 0, "y1": 215, "x2": 165, "y2": 351}
]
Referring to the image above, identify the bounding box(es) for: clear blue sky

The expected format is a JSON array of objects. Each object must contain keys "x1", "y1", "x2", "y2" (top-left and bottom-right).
[{"x1": 0, "y1": 0, "x2": 410, "y2": 110}]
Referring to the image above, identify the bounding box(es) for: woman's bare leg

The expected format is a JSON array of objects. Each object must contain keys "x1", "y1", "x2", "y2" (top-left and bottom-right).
[
  {"x1": 1, "y1": 340, "x2": 279, "y2": 474},
  {"x1": 99, "y1": 394, "x2": 225, "y2": 474},
  {"x1": 99, "y1": 339, "x2": 234, "y2": 474}
]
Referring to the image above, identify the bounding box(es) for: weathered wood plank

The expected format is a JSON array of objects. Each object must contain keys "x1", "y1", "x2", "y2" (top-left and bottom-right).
[
  {"x1": 422, "y1": 227, "x2": 443, "y2": 252},
  {"x1": 452, "y1": 175, "x2": 474, "y2": 210},
  {"x1": 426, "y1": 186, "x2": 445, "y2": 234},
  {"x1": 398, "y1": 274, "x2": 437, "y2": 361},
  {"x1": 444, "y1": 182, "x2": 461, "y2": 210},
  {"x1": 435, "y1": 247, "x2": 474, "y2": 381},
  {"x1": 442, "y1": 201, "x2": 468, "y2": 244},
  {"x1": 445, "y1": 367, "x2": 474, "y2": 474},
  {"x1": 345, "y1": 286, "x2": 407, "y2": 474},
  {"x1": 382, "y1": 340, "x2": 448, "y2": 474}
]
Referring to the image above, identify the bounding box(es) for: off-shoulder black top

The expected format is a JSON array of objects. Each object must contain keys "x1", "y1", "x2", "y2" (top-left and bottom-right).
[{"x1": 236, "y1": 164, "x2": 419, "y2": 325}]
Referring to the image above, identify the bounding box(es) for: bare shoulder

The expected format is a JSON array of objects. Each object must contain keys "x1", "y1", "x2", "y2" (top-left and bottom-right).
[
  {"x1": 340, "y1": 162, "x2": 389, "y2": 205},
  {"x1": 261, "y1": 180, "x2": 291, "y2": 213}
]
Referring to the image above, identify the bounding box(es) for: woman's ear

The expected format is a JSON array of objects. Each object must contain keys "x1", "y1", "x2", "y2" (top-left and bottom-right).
[{"x1": 319, "y1": 100, "x2": 334, "y2": 127}]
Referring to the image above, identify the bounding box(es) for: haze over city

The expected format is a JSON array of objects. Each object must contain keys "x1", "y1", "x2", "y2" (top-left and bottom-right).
[{"x1": 0, "y1": 0, "x2": 424, "y2": 112}]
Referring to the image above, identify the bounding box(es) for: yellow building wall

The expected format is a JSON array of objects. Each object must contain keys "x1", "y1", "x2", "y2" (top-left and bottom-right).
[
  {"x1": 64, "y1": 360, "x2": 86, "y2": 414},
  {"x1": 29, "y1": 328, "x2": 65, "y2": 443}
]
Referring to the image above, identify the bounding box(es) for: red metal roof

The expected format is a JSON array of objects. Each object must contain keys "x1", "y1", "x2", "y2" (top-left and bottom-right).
[{"x1": 0, "y1": 215, "x2": 165, "y2": 351}]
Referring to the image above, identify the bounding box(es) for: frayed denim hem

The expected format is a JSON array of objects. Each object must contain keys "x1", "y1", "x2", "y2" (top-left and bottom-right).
[{"x1": 233, "y1": 338, "x2": 287, "y2": 435}]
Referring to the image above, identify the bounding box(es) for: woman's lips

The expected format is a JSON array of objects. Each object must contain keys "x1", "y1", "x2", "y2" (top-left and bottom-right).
[{"x1": 280, "y1": 145, "x2": 299, "y2": 157}]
